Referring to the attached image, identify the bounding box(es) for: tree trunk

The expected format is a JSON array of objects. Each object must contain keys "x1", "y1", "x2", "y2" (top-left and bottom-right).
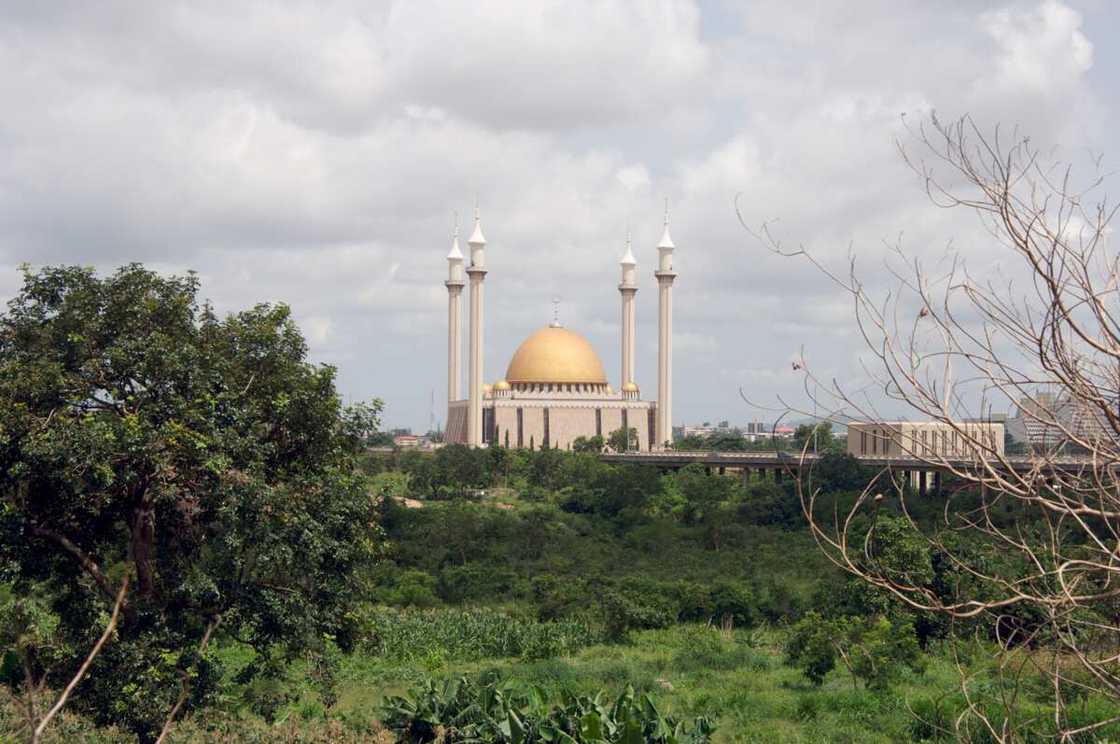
[{"x1": 129, "y1": 503, "x2": 156, "y2": 597}]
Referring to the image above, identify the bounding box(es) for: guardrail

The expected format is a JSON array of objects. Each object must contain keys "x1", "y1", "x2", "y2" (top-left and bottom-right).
[{"x1": 600, "y1": 450, "x2": 1101, "y2": 474}]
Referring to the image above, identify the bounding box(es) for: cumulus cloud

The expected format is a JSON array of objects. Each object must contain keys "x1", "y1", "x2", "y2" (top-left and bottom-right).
[{"x1": 0, "y1": 0, "x2": 1114, "y2": 429}]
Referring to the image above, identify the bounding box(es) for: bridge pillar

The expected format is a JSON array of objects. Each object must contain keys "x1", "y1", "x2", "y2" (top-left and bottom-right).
[
  {"x1": 718, "y1": 466, "x2": 725, "y2": 476},
  {"x1": 918, "y1": 471, "x2": 928, "y2": 497},
  {"x1": 740, "y1": 468, "x2": 749, "y2": 486}
]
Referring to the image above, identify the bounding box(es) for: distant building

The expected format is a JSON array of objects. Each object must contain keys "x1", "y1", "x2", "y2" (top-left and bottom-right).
[
  {"x1": 443, "y1": 209, "x2": 679, "y2": 450},
  {"x1": 847, "y1": 421, "x2": 1005, "y2": 458},
  {"x1": 743, "y1": 421, "x2": 769, "y2": 435},
  {"x1": 1005, "y1": 393, "x2": 1110, "y2": 449},
  {"x1": 681, "y1": 421, "x2": 740, "y2": 439},
  {"x1": 393, "y1": 434, "x2": 420, "y2": 448}
]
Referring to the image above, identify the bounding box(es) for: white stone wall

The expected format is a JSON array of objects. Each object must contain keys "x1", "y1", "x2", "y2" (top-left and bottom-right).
[
  {"x1": 847, "y1": 421, "x2": 1005, "y2": 458},
  {"x1": 452, "y1": 394, "x2": 657, "y2": 451},
  {"x1": 484, "y1": 399, "x2": 653, "y2": 451}
]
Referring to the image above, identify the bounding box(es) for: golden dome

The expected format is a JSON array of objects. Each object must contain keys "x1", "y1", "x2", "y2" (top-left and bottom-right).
[
  {"x1": 505, "y1": 326, "x2": 607, "y2": 385},
  {"x1": 482, "y1": 384, "x2": 493, "y2": 395},
  {"x1": 621, "y1": 382, "x2": 639, "y2": 392},
  {"x1": 494, "y1": 380, "x2": 511, "y2": 391}
]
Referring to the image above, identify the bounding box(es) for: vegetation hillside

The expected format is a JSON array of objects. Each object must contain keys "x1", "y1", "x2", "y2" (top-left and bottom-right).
[{"x1": 4, "y1": 265, "x2": 1119, "y2": 742}]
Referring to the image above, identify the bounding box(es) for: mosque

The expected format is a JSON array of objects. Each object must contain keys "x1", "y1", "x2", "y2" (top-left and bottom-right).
[{"x1": 443, "y1": 208, "x2": 677, "y2": 451}]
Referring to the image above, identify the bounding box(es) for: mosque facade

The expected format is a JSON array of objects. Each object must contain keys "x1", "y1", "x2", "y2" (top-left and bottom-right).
[{"x1": 443, "y1": 208, "x2": 677, "y2": 451}]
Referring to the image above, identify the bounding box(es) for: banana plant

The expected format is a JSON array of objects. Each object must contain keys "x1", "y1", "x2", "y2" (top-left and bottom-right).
[{"x1": 382, "y1": 673, "x2": 715, "y2": 743}]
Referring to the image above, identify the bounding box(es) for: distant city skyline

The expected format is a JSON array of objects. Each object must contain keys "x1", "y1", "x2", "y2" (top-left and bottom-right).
[{"x1": 1, "y1": 1, "x2": 1116, "y2": 431}]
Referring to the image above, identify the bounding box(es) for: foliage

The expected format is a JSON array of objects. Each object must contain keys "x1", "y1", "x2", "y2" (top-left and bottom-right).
[
  {"x1": 792, "y1": 422, "x2": 841, "y2": 453},
  {"x1": 571, "y1": 436, "x2": 605, "y2": 454},
  {"x1": 867, "y1": 516, "x2": 934, "y2": 589},
  {"x1": 702, "y1": 431, "x2": 749, "y2": 451},
  {"x1": 785, "y1": 611, "x2": 924, "y2": 690},
  {"x1": 0, "y1": 264, "x2": 380, "y2": 737},
  {"x1": 606, "y1": 428, "x2": 638, "y2": 453},
  {"x1": 785, "y1": 612, "x2": 841, "y2": 686},
  {"x1": 673, "y1": 434, "x2": 707, "y2": 451},
  {"x1": 355, "y1": 607, "x2": 600, "y2": 663},
  {"x1": 808, "y1": 452, "x2": 877, "y2": 493},
  {"x1": 734, "y1": 480, "x2": 802, "y2": 529},
  {"x1": 382, "y1": 672, "x2": 716, "y2": 743},
  {"x1": 600, "y1": 589, "x2": 678, "y2": 642}
]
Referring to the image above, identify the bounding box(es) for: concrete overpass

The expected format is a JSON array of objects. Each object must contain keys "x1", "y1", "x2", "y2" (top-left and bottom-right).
[{"x1": 599, "y1": 450, "x2": 1102, "y2": 496}]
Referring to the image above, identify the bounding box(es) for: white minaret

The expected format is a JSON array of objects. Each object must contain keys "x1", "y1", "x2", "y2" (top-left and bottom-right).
[
  {"x1": 654, "y1": 202, "x2": 677, "y2": 449},
  {"x1": 466, "y1": 206, "x2": 487, "y2": 447},
  {"x1": 618, "y1": 229, "x2": 638, "y2": 393},
  {"x1": 445, "y1": 215, "x2": 465, "y2": 406}
]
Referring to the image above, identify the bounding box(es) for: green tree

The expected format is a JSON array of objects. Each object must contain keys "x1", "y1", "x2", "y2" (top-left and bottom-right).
[
  {"x1": 0, "y1": 265, "x2": 379, "y2": 739},
  {"x1": 429, "y1": 444, "x2": 488, "y2": 498},
  {"x1": 607, "y1": 427, "x2": 639, "y2": 452},
  {"x1": 571, "y1": 435, "x2": 605, "y2": 453},
  {"x1": 793, "y1": 422, "x2": 835, "y2": 453},
  {"x1": 785, "y1": 611, "x2": 842, "y2": 686},
  {"x1": 368, "y1": 431, "x2": 395, "y2": 447},
  {"x1": 673, "y1": 464, "x2": 738, "y2": 549},
  {"x1": 705, "y1": 431, "x2": 749, "y2": 451},
  {"x1": 809, "y1": 451, "x2": 876, "y2": 492},
  {"x1": 786, "y1": 612, "x2": 922, "y2": 690},
  {"x1": 674, "y1": 434, "x2": 707, "y2": 451}
]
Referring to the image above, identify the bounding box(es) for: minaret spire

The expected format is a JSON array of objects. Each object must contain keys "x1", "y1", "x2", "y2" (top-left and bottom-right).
[
  {"x1": 466, "y1": 205, "x2": 488, "y2": 446},
  {"x1": 655, "y1": 201, "x2": 677, "y2": 449},
  {"x1": 658, "y1": 197, "x2": 675, "y2": 252},
  {"x1": 550, "y1": 296, "x2": 562, "y2": 328},
  {"x1": 469, "y1": 199, "x2": 486, "y2": 251},
  {"x1": 447, "y1": 211, "x2": 463, "y2": 261},
  {"x1": 445, "y1": 213, "x2": 466, "y2": 409},
  {"x1": 619, "y1": 226, "x2": 638, "y2": 401}
]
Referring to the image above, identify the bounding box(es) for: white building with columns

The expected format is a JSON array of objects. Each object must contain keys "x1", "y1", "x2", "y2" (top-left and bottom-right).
[{"x1": 444, "y1": 208, "x2": 677, "y2": 451}]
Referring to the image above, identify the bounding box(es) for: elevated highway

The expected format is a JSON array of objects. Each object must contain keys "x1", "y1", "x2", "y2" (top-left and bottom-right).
[{"x1": 599, "y1": 450, "x2": 1102, "y2": 495}]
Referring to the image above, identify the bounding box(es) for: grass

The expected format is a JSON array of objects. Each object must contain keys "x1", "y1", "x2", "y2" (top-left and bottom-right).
[
  {"x1": 9, "y1": 615, "x2": 1120, "y2": 741},
  {"x1": 190, "y1": 623, "x2": 997, "y2": 743}
]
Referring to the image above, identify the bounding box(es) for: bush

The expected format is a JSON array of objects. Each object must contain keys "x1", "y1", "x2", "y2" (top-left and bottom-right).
[
  {"x1": 785, "y1": 612, "x2": 924, "y2": 690},
  {"x1": 437, "y1": 564, "x2": 523, "y2": 604},
  {"x1": 785, "y1": 611, "x2": 840, "y2": 686},
  {"x1": 371, "y1": 568, "x2": 441, "y2": 608},
  {"x1": 673, "y1": 580, "x2": 754, "y2": 629},
  {"x1": 355, "y1": 607, "x2": 599, "y2": 662},
  {"x1": 382, "y1": 672, "x2": 716, "y2": 743},
  {"x1": 736, "y1": 482, "x2": 802, "y2": 529},
  {"x1": 599, "y1": 588, "x2": 678, "y2": 641}
]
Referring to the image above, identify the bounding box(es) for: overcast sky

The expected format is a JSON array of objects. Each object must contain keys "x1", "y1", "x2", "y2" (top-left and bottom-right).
[{"x1": 1, "y1": 1, "x2": 1116, "y2": 431}]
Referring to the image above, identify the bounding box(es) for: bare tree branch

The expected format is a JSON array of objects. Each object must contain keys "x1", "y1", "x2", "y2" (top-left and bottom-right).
[
  {"x1": 751, "y1": 114, "x2": 1120, "y2": 739},
  {"x1": 32, "y1": 576, "x2": 129, "y2": 744}
]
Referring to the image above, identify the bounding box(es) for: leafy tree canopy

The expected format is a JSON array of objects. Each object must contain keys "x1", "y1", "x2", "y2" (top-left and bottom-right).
[
  {"x1": 0, "y1": 264, "x2": 380, "y2": 737},
  {"x1": 607, "y1": 427, "x2": 639, "y2": 453},
  {"x1": 571, "y1": 435, "x2": 605, "y2": 454}
]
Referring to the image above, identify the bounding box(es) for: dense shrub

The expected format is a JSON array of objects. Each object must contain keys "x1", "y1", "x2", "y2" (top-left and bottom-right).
[
  {"x1": 355, "y1": 607, "x2": 600, "y2": 662},
  {"x1": 437, "y1": 564, "x2": 525, "y2": 604},
  {"x1": 382, "y1": 672, "x2": 716, "y2": 743},
  {"x1": 674, "y1": 581, "x2": 754, "y2": 628},
  {"x1": 600, "y1": 587, "x2": 679, "y2": 641},
  {"x1": 735, "y1": 481, "x2": 802, "y2": 529},
  {"x1": 370, "y1": 567, "x2": 441, "y2": 608},
  {"x1": 785, "y1": 612, "x2": 924, "y2": 690}
]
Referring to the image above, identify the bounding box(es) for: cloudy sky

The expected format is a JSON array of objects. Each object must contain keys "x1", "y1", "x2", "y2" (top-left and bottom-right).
[{"x1": 1, "y1": 1, "x2": 1116, "y2": 431}]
